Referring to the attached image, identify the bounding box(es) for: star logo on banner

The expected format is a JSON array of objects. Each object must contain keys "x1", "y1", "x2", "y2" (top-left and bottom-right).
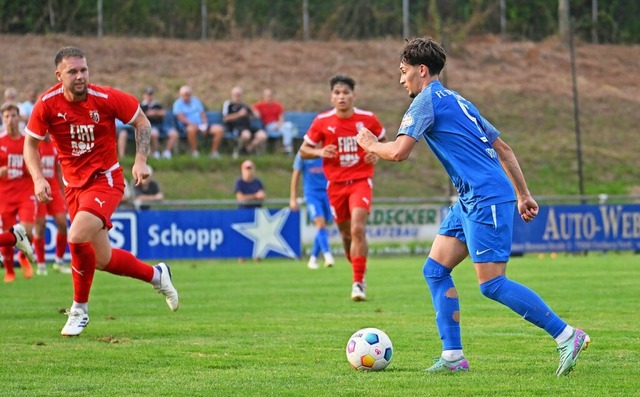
[{"x1": 231, "y1": 208, "x2": 296, "y2": 259}]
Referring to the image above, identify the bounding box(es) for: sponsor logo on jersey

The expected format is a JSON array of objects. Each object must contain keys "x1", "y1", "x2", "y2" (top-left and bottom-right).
[
  {"x1": 89, "y1": 110, "x2": 100, "y2": 123},
  {"x1": 400, "y1": 114, "x2": 414, "y2": 130}
]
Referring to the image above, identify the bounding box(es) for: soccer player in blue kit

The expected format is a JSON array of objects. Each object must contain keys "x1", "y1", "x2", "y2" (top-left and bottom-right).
[
  {"x1": 289, "y1": 152, "x2": 335, "y2": 269},
  {"x1": 357, "y1": 37, "x2": 590, "y2": 376}
]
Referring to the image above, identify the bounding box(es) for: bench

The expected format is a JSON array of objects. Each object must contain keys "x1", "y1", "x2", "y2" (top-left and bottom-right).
[{"x1": 158, "y1": 110, "x2": 318, "y2": 154}]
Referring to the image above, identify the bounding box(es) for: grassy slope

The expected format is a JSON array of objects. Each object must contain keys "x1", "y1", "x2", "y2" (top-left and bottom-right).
[{"x1": 2, "y1": 34, "x2": 639, "y2": 200}]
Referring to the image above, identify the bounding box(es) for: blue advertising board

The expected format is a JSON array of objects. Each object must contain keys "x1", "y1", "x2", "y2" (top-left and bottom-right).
[{"x1": 513, "y1": 204, "x2": 640, "y2": 252}]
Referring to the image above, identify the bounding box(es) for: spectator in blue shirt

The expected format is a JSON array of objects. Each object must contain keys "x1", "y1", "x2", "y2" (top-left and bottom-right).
[
  {"x1": 172, "y1": 85, "x2": 224, "y2": 158},
  {"x1": 234, "y1": 160, "x2": 265, "y2": 209}
]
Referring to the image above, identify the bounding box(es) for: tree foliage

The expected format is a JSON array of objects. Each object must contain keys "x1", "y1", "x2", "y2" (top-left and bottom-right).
[{"x1": 0, "y1": 0, "x2": 638, "y2": 43}]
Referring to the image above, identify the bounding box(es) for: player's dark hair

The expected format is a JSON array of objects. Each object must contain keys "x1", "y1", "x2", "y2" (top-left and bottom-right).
[
  {"x1": 54, "y1": 46, "x2": 86, "y2": 67},
  {"x1": 330, "y1": 74, "x2": 356, "y2": 91},
  {"x1": 0, "y1": 101, "x2": 20, "y2": 115},
  {"x1": 400, "y1": 37, "x2": 446, "y2": 76}
]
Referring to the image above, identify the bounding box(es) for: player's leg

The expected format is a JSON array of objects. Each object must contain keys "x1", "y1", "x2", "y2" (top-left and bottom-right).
[
  {"x1": 469, "y1": 202, "x2": 589, "y2": 375},
  {"x1": 345, "y1": 179, "x2": 373, "y2": 301},
  {"x1": 16, "y1": 199, "x2": 37, "y2": 278},
  {"x1": 33, "y1": 205, "x2": 48, "y2": 275},
  {"x1": 0, "y1": 212, "x2": 18, "y2": 282},
  {"x1": 317, "y1": 193, "x2": 334, "y2": 266},
  {"x1": 52, "y1": 211, "x2": 71, "y2": 273}
]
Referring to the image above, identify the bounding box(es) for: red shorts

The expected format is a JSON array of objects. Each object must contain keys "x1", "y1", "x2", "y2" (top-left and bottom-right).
[
  {"x1": 37, "y1": 184, "x2": 66, "y2": 218},
  {"x1": 0, "y1": 195, "x2": 37, "y2": 229},
  {"x1": 327, "y1": 178, "x2": 373, "y2": 224},
  {"x1": 65, "y1": 167, "x2": 125, "y2": 230}
]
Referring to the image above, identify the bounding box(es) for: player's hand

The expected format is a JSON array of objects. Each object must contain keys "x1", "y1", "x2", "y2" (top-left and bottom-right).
[
  {"x1": 356, "y1": 127, "x2": 377, "y2": 152},
  {"x1": 289, "y1": 198, "x2": 299, "y2": 211},
  {"x1": 132, "y1": 162, "x2": 151, "y2": 186},
  {"x1": 34, "y1": 178, "x2": 53, "y2": 203},
  {"x1": 364, "y1": 152, "x2": 379, "y2": 165},
  {"x1": 518, "y1": 195, "x2": 539, "y2": 223},
  {"x1": 321, "y1": 144, "x2": 337, "y2": 158}
]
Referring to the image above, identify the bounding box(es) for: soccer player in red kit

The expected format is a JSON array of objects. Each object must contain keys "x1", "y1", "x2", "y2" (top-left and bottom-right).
[
  {"x1": 24, "y1": 46, "x2": 179, "y2": 336},
  {"x1": 33, "y1": 134, "x2": 71, "y2": 276},
  {"x1": 0, "y1": 102, "x2": 38, "y2": 283},
  {"x1": 299, "y1": 74, "x2": 386, "y2": 301}
]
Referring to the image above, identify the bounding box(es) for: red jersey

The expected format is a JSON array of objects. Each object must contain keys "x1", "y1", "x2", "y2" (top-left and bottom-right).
[
  {"x1": 38, "y1": 139, "x2": 62, "y2": 192},
  {"x1": 0, "y1": 132, "x2": 34, "y2": 201},
  {"x1": 25, "y1": 83, "x2": 140, "y2": 188},
  {"x1": 253, "y1": 101, "x2": 284, "y2": 124},
  {"x1": 304, "y1": 108, "x2": 385, "y2": 183}
]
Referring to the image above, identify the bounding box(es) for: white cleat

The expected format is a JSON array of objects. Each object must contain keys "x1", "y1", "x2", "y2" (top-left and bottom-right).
[
  {"x1": 351, "y1": 282, "x2": 367, "y2": 302},
  {"x1": 37, "y1": 264, "x2": 48, "y2": 276},
  {"x1": 12, "y1": 224, "x2": 36, "y2": 267},
  {"x1": 307, "y1": 256, "x2": 320, "y2": 269},
  {"x1": 53, "y1": 259, "x2": 72, "y2": 274},
  {"x1": 154, "y1": 263, "x2": 179, "y2": 311},
  {"x1": 323, "y1": 252, "x2": 335, "y2": 268},
  {"x1": 61, "y1": 308, "x2": 90, "y2": 336}
]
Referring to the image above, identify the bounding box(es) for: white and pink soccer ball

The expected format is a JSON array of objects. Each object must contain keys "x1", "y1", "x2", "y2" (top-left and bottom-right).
[{"x1": 346, "y1": 327, "x2": 393, "y2": 371}]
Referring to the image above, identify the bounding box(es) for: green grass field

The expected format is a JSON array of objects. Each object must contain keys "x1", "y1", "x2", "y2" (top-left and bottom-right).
[{"x1": 1, "y1": 253, "x2": 638, "y2": 396}]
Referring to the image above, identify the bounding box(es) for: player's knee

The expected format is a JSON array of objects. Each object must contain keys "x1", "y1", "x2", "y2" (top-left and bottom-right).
[
  {"x1": 422, "y1": 257, "x2": 451, "y2": 282},
  {"x1": 479, "y1": 275, "x2": 506, "y2": 299}
]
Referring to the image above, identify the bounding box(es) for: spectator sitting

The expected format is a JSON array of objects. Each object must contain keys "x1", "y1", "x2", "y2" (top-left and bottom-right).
[
  {"x1": 133, "y1": 166, "x2": 164, "y2": 210},
  {"x1": 223, "y1": 86, "x2": 267, "y2": 157},
  {"x1": 119, "y1": 87, "x2": 179, "y2": 160},
  {"x1": 173, "y1": 85, "x2": 225, "y2": 158},
  {"x1": 116, "y1": 118, "x2": 135, "y2": 157},
  {"x1": 253, "y1": 88, "x2": 296, "y2": 155},
  {"x1": 234, "y1": 160, "x2": 265, "y2": 208}
]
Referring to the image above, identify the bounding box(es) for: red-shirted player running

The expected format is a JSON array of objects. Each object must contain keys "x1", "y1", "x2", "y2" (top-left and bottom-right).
[
  {"x1": 33, "y1": 135, "x2": 71, "y2": 276},
  {"x1": 0, "y1": 102, "x2": 38, "y2": 283},
  {"x1": 299, "y1": 74, "x2": 386, "y2": 301},
  {"x1": 24, "y1": 46, "x2": 178, "y2": 337}
]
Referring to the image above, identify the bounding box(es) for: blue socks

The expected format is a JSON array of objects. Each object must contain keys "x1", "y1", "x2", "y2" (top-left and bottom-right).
[
  {"x1": 423, "y1": 258, "x2": 462, "y2": 350},
  {"x1": 479, "y1": 275, "x2": 567, "y2": 338},
  {"x1": 316, "y1": 228, "x2": 330, "y2": 254}
]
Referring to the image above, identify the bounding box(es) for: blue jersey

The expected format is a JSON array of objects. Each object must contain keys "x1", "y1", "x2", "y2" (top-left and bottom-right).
[
  {"x1": 397, "y1": 81, "x2": 515, "y2": 210},
  {"x1": 293, "y1": 153, "x2": 327, "y2": 194}
]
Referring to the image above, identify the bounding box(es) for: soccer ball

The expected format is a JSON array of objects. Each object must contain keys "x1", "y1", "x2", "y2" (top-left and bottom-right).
[{"x1": 345, "y1": 327, "x2": 393, "y2": 371}]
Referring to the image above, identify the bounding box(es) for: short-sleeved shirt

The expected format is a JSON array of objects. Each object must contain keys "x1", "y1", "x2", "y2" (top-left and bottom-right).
[
  {"x1": 141, "y1": 99, "x2": 164, "y2": 126},
  {"x1": 26, "y1": 83, "x2": 140, "y2": 188},
  {"x1": 234, "y1": 177, "x2": 264, "y2": 209},
  {"x1": 304, "y1": 108, "x2": 385, "y2": 183},
  {"x1": 0, "y1": 132, "x2": 34, "y2": 206},
  {"x1": 292, "y1": 152, "x2": 327, "y2": 194},
  {"x1": 222, "y1": 100, "x2": 255, "y2": 132},
  {"x1": 253, "y1": 101, "x2": 284, "y2": 125},
  {"x1": 397, "y1": 80, "x2": 515, "y2": 211},
  {"x1": 172, "y1": 96, "x2": 205, "y2": 126}
]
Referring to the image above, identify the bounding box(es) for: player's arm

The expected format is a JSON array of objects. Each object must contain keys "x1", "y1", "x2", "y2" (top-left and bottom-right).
[
  {"x1": 357, "y1": 128, "x2": 416, "y2": 162},
  {"x1": 492, "y1": 137, "x2": 538, "y2": 222},
  {"x1": 23, "y1": 134, "x2": 52, "y2": 203},
  {"x1": 130, "y1": 110, "x2": 152, "y2": 186},
  {"x1": 289, "y1": 169, "x2": 301, "y2": 210}
]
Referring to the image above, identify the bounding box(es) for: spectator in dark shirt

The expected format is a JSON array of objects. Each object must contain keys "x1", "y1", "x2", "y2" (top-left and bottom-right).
[
  {"x1": 223, "y1": 87, "x2": 267, "y2": 156},
  {"x1": 133, "y1": 166, "x2": 164, "y2": 210},
  {"x1": 234, "y1": 160, "x2": 265, "y2": 208}
]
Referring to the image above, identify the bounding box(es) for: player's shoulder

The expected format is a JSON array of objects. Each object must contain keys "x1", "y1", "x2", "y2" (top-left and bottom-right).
[
  {"x1": 316, "y1": 108, "x2": 336, "y2": 120},
  {"x1": 39, "y1": 84, "x2": 64, "y2": 104},
  {"x1": 353, "y1": 107, "x2": 376, "y2": 117}
]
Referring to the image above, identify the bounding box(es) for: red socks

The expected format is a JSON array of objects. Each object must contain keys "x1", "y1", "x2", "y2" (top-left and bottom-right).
[
  {"x1": 0, "y1": 230, "x2": 16, "y2": 246},
  {"x1": 103, "y1": 248, "x2": 154, "y2": 282},
  {"x1": 351, "y1": 256, "x2": 367, "y2": 283},
  {"x1": 33, "y1": 236, "x2": 45, "y2": 264},
  {"x1": 56, "y1": 233, "x2": 67, "y2": 259},
  {"x1": 69, "y1": 242, "x2": 96, "y2": 304}
]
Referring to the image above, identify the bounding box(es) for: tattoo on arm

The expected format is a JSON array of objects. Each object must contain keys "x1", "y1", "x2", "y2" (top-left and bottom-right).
[{"x1": 136, "y1": 125, "x2": 151, "y2": 156}]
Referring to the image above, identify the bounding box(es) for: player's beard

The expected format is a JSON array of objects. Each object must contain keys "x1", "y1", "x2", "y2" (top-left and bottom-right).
[{"x1": 71, "y1": 82, "x2": 87, "y2": 97}]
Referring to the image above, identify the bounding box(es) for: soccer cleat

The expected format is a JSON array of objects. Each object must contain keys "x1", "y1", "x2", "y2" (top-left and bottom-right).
[
  {"x1": 61, "y1": 308, "x2": 90, "y2": 336},
  {"x1": 12, "y1": 224, "x2": 36, "y2": 268},
  {"x1": 351, "y1": 282, "x2": 366, "y2": 301},
  {"x1": 153, "y1": 263, "x2": 179, "y2": 311},
  {"x1": 556, "y1": 328, "x2": 590, "y2": 376},
  {"x1": 4, "y1": 272, "x2": 16, "y2": 283},
  {"x1": 323, "y1": 252, "x2": 335, "y2": 268},
  {"x1": 53, "y1": 259, "x2": 72, "y2": 274},
  {"x1": 426, "y1": 356, "x2": 470, "y2": 372},
  {"x1": 307, "y1": 258, "x2": 320, "y2": 270},
  {"x1": 37, "y1": 264, "x2": 48, "y2": 276},
  {"x1": 18, "y1": 253, "x2": 33, "y2": 279}
]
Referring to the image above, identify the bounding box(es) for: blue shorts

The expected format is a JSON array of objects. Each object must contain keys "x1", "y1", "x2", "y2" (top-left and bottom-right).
[
  {"x1": 305, "y1": 191, "x2": 331, "y2": 222},
  {"x1": 439, "y1": 201, "x2": 515, "y2": 263}
]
